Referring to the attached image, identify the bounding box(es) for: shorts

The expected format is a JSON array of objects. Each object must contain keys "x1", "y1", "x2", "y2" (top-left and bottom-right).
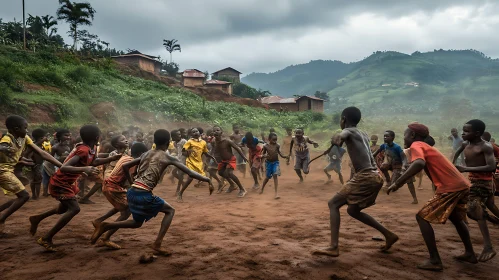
[
  {"x1": 265, "y1": 161, "x2": 280, "y2": 178},
  {"x1": 249, "y1": 147, "x2": 262, "y2": 169},
  {"x1": 0, "y1": 171, "x2": 26, "y2": 194},
  {"x1": 31, "y1": 164, "x2": 43, "y2": 185},
  {"x1": 294, "y1": 154, "x2": 310, "y2": 173},
  {"x1": 218, "y1": 156, "x2": 236, "y2": 171},
  {"x1": 127, "y1": 187, "x2": 165, "y2": 223},
  {"x1": 418, "y1": 188, "x2": 469, "y2": 224},
  {"x1": 49, "y1": 182, "x2": 80, "y2": 200},
  {"x1": 468, "y1": 179, "x2": 494, "y2": 219},
  {"x1": 337, "y1": 169, "x2": 383, "y2": 209},
  {"x1": 103, "y1": 181, "x2": 128, "y2": 211},
  {"x1": 325, "y1": 161, "x2": 341, "y2": 173},
  {"x1": 208, "y1": 159, "x2": 218, "y2": 170}
]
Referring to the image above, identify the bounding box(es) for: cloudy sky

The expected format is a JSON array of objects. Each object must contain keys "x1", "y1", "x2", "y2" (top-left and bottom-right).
[{"x1": 2, "y1": 0, "x2": 499, "y2": 74}]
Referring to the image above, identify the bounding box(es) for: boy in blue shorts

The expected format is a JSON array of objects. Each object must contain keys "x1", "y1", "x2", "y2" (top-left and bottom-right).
[{"x1": 259, "y1": 133, "x2": 289, "y2": 199}]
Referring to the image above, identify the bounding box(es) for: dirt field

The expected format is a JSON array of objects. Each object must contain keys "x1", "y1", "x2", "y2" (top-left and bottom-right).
[{"x1": 1, "y1": 163, "x2": 498, "y2": 280}]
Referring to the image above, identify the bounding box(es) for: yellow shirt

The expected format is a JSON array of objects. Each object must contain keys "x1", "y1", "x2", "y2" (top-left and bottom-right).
[
  {"x1": 152, "y1": 142, "x2": 175, "y2": 151},
  {"x1": 0, "y1": 133, "x2": 34, "y2": 173},
  {"x1": 183, "y1": 138, "x2": 208, "y2": 175},
  {"x1": 42, "y1": 141, "x2": 52, "y2": 153}
]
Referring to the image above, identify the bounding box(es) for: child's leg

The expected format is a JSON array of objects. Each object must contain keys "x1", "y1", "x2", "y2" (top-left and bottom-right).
[
  {"x1": 0, "y1": 190, "x2": 30, "y2": 230},
  {"x1": 485, "y1": 195, "x2": 499, "y2": 221},
  {"x1": 177, "y1": 177, "x2": 193, "y2": 202},
  {"x1": 416, "y1": 214, "x2": 443, "y2": 270},
  {"x1": 335, "y1": 167, "x2": 344, "y2": 185},
  {"x1": 407, "y1": 181, "x2": 418, "y2": 204},
  {"x1": 41, "y1": 199, "x2": 81, "y2": 244},
  {"x1": 225, "y1": 169, "x2": 246, "y2": 197},
  {"x1": 101, "y1": 209, "x2": 131, "y2": 242},
  {"x1": 313, "y1": 193, "x2": 347, "y2": 257},
  {"x1": 29, "y1": 202, "x2": 68, "y2": 235},
  {"x1": 91, "y1": 216, "x2": 143, "y2": 244},
  {"x1": 448, "y1": 210, "x2": 477, "y2": 263},
  {"x1": 273, "y1": 175, "x2": 279, "y2": 199},
  {"x1": 175, "y1": 170, "x2": 184, "y2": 195},
  {"x1": 417, "y1": 171, "x2": 424, "y2": 190},
  {"x1": 152, "y1": 202, "x2": 175, "y2": 255},
  {"x1": 93, "y1": 208, "x2": 119, "y2": 227},
  {"x1": 80, "y1": 182, "x2": 102, "y2": 204},
  {"x1": 251, "y1": 167, "x2": 259, "y2": 189},
  {"x1": 468, "y1": 201, "x2": 496, "y2": 262},
  {"x1": 324, "y1": 168, "x2": 332, "y2": 181},
  {"x1": 259, "y1": 177, "x2": 270, "y2": 194},
  {"x1": 294, "y1": 169, "x2": 303, "y2": 181},
  {"x1": 42, "y1": 169, "x2": 50, "y2": 196}
]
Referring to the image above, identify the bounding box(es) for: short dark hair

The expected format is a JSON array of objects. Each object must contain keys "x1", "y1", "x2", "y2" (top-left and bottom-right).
[
  {"x1": 136, "y1": 132, "x2": 144, "y2": 137},
  {"x1": 110, "y1": 135, "x2": 123, "y2": 148},
  {"x1": 197, "y1": 127, "x2": 204, "y2": 134},
  {"x1": 213, "y1": 125, "x2": 222, "y2": 131},
  {"x1": 466, "y1": 119, "x2": 486, "y2": 135},
  {"x1": 170, "y1": 129, "x2": 179, "y2": 136},
  {"x1": 268, "y1": 132, "x2": 277, "y2": 139},
  {"x1": 385, "y1": 130, "x2": 395, "y2": 138},
  {"x1": 80, "y1": 125, "x2": 101, "y2": 144},
  {"x1": 154, "y1": 129, "x2": 170, "y2": 146},
  {"x1": 232, "y1": 124, "x2": 239, "y2": 129},
  {"x1": 341, "y1": 107, "x2": 361, "y2": 125},
  {"x1": 131, "y1": 142, "x2": 148, "y2": 158},
  {"x1": 269, "y1": 128, "x2": 275, "y2": 133},
  {"x1": 483, "y1": 131, "x2": 492, "y2": 142},
  {"x1": 5, "y1": 115, "x2": 26, "y2": 130},
  {"x1": 55, "y1": 129, "x2": 70, "y2": 142},
  {"x1": 31, "y1": 128, "x2": 46, "y2": 141}
]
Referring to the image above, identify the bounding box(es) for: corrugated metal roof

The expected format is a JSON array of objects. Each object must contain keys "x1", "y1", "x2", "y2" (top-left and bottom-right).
[
  {"x1": 212, "y1": 67, "x2": 242, "y2": 74},
  {"x1": 296, "y1": 95, "x2": 325, "y2": 101},
  {"x1": 182, "y1": 69, "x2": 206, "y2": 78},
  {"x1": 111, "y1": 53, "x2": 162, "y2": 63},
  {"x1": 205, "y1": 79, "x2": 232, "y2": 85},
  {"x1": 260, "y1": 96, "x2": 283, "y2": 104}
]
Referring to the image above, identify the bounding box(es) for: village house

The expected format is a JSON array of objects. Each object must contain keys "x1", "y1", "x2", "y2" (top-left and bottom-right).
[
  {"x1": 182, "y1": 69, "x2": 205, "y2": 87},
  {"x1": 205, "y1": 79, "x2": 233, "y2": 95},
  {"x1": 212, "y1": 67, "x2": 242, "y2": 82},
  {"x1": 260, "y1": 96, "x2": 324, "y2": 113},
  {"x1": 111, "y1": 51, "x2": 162, "y2": 74}
]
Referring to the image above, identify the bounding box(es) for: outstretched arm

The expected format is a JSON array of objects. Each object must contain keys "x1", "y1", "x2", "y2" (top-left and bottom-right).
[
  {"x1": 452, "y1": 143, "x2": 466, "y2": 164},
  {"x1": 230, "y1": 140, "x2": 249, "y2": 162},
  {"x1": 277, "y1": 145, "x2": 289, "y2": 159},
  {"x1": 59, "y1": 155, "x2": 99, "y2": 176},
  {"x1": 122, "y1": 158, "x2": 141, "y2": 185},
  {"x1": 388, "y1": 159, "x2": 426, "y2": 194},
  {"x1": 28, "y1": 143, "x2": 62, "y2": 167},
  {"x1": 92, "y1": 154, "x2": 122, "y2": 166},
  {"x1": 163, "y1": 157, "x2": 211, "y2": 183},
  {"x1": 306, "y1": 137, "x2": 319, "y2": 148}
]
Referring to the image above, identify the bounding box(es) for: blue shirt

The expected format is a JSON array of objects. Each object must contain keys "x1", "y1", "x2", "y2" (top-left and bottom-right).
[
  {"x1": 241, "y1": 137, "x2": 260, "y2": 146},
  {"x1": 452, "y1": 136, "x2": 463, "y2": 151},
  {"x1": 379, "y1": 143, "x2": 403, "y2": 164}
]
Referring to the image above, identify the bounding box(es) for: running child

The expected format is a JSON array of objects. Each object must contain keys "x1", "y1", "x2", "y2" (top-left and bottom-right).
[
  {"x1": 259, "y1": 132, "x2": 289, "y2": 199},
  {"x1": 29, "y1": 125, "x2": 122, "y2": 251},
  {"x1": 387, "y1": 123, "x2": 477, "y2": 271},
  {"x1": 313, "y1": 107, "x2": 398, "y2": 258},
  {"x1": 103, "y1": 135, "x2": 130, "y2": 180},
  {"x1": 324, "y1": 134, "x2": 346, "y2": 185},
  {"x1": 0, "y1": 116, "x2": 62, "y2": 233},
  {"x1": 27, "y1": 128, "x2": 49, "y2": 200},
  {"x1": 287, "y1": 128, "x2": 319, "y2": 182},
  {"x1": 241, "y1": 132, "x2": 265, "y2": 189},
  {"x1": 481, "y1": 132, "x2": 499, "y2": 223},
  {"x1": 373, "y1": 130, "x2": 405, "y2": 189},
  {"x1": 452, "y1": 120, "x2": 497, "y2": 262},
  {"x1": 42, "y1": 129, "x2": 71, "y2": 197},
  {"x1": 230, "y1": 124, "x2": 247, "y2": 177},
  {"x1": 92, "y1": 142, "x2": 149, "y2": 249},
  {"x1": 91, "y1": 129, "x2": 212, "y2": 255}
]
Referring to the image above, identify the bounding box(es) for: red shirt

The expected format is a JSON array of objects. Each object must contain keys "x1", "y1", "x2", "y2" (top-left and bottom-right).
[
  {"x1": 50, "y1": 144, "x2": 96, "y2": 188},
  {"x1": 410, "y1": 141, "x2": 470, "y2": 194}
]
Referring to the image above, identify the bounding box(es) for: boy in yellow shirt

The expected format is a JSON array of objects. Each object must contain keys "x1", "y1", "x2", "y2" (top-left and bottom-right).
[
  {"x1": 0, "y1": 115, "x2": 62, "y2": 233},
  {"x1": 176, "y1": 128, "x2": 216, "y2": 202}
]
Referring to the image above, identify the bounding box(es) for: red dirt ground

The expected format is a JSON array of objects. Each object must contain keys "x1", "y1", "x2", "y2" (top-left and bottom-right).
[{"x1": 0, "y1": 163, "x2": 498, "y2": 280}]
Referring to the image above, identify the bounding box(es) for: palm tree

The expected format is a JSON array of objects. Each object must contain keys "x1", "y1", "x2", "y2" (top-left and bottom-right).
[
  {"x1": 56, "y1": 0, "x2": 96, "y2": 50},
  {"x1": 41, "y1": 15, "x2": 58, "y2": 37},
  {"x1": 162, "y1": 39, "x2": 181, "y2": 62}
]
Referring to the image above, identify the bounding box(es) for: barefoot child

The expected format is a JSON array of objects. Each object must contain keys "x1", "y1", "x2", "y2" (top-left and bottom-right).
[
  {"x1": 177, "y1": 128, "x2": 216, "y2": 202},
  {"x1": 241, "y1": 132, "x2": 265, "y2": 189},
  {"x1": 0, "y1": 116, "x2": 62, "y2": 233},
  {"x1": 29, "y1": 125, "x2": 122, "y2": 251},
  {"x1": 313, "y1": 107, "x2": 398, "y2": 258},
  {"x1": 451, "y1": 120, "x2": 497, "y2": 262},
  {"x1": 287, "y1": 128, "x2": 319, "y2": 182},
  {"x1": 92, "y1": 142, "x2": 149, "y2": 249},
  {"x1": 387, "y1": 122, "x2": 477, "y2": 271},
  {"x1": 170, "y1": 130, "x2": 187, "y2": 195},
  {"x1": 260, "y1": 132, "x2": 289, "y2": 199},
  {"x1": 102, "y1": 135, "x2": 130, "y2": 180},
  {"x1": 324, "y1": 134, "x2": 346, "y2": 185},
  {"x1": 212, "y1": 125, "x2": 248, "y2": 197},
  {"x1": 28, "y1": 128, "x2": 49, "y2": 200},
  {"x1": 480, "y1": 132, "x2": 499, "y2": 223},
  {"x1": 373, "y1": 130, "x2": 405, "y2": 189},
  {"x1": 230, "y1": 125, "x2": 247, "y2": 177},
  {"x1": 42, "y1": 129, "x2": 71, "y2": 197},
  {"x1": 91, "y1": 129, "x2": 213, "y2": 255}
]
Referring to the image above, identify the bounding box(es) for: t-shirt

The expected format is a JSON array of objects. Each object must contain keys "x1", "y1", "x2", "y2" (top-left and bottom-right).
[
  {"x1": 452, "y1": 136, "x2": 463, "y2": 151},
  {"x1": 42, "y1": 141, "x2": 52, "y2": 153},
  {"x1": 133, "y1": 149, "x2": 166, "y2": 192},
  {"x1": 0, "y1": 133, "x2": 34, "y2": 173},
  {"x1": 241, "y1": 136, "x2": 260, "y2": 146},
  {"x1": 410, "y1": 141, "x2": 470, "y2": 194},
  {"x1": 293, "y1": 136, "x2": 310, "y2": 158},
  {"x1": 183, "y1": 138, "x2": 208, "y2": 172},
  {"x1": 328, "y1": 146, "x2": 346, "y2": 163},
  {"x1": 50, "y1": 143, "x2": 96, "y2": 188},
  {"x1": 379, "y1": 143, "x2": 403, "y2": 164}
]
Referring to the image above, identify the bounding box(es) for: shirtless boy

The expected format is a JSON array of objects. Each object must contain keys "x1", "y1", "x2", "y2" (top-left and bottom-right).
[
  {"x1": 387, "y1": 122, "x2": 477, "y2": 271},
  {"x1": 287, "y1": 129, "x2": 319, "y2": 182},
  {"x1": 260, "y1": 132, "x2": 289, "y2": 199},
  {"x1": 313, "y1": 107, "x2": 398, "y2": 258},
  {"x1": 229, "y1": 125, "x2": 247, "y2": 177},
  {"x1": 452, "y1": 120, "x2": 497, "y2": 262}
]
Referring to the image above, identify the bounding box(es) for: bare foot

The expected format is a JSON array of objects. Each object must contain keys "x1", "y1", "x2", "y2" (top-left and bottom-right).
[
  {"x1": 380, "y1": 232, "x2": 399, "y2": 252},
  {"x1": 98, "y1": 239, "x2": 121, "y2": 250},
  {"x1": 453, "y1": 252, "x2": 478, "y2": 264},
  {"x1": 478, "y1": 246, "x2": 497, "y2": 262},
  {"x1": 90, "y1": 222, "x2": 108, "y2": 244},
  {"x1": 29, "y1": 216, "x2": 40, "y2": 236},
  {"x1": 238, "y1": 190, "x2": 247, "y2": 198},
  {"x1": 151, "y1": 244, "x2": 172, "y2": 256},
  {"x1": 416, "y1": 260, "x2": 443, "y2": 272},
  {"x1": 208, "y1": 184, "x2": 214, "y2": 195},
  {"x1": 312, "y1": 247, "x2": 339, "y2": 257},
  {"x1": 259, "y1": 189, "x2": 264, "y2": 194},
  {"x1": 299, "y1": 178, "x2": 304, "y2": 183},
  {"x1": 176, "y1": 195, "x2": 184, "y2": 203},
  {"x1": 92, "y1": 220, "x2": 101, "y2": 229},
  {"x1": 274, "y1": 196, "x2": 280, "y2": 200},
  {"x1": 411, "y1": 200, "x2": 419, "y2": 204},
  {"x1": 37, "y1": 237, "x2": 57, "y2": 252},
  {"x1": 326, "y1": 174, "x2": 331, "y2": 181},
  {"x1": 252, "y1": 184, "x2": 260, "y2": 190}
]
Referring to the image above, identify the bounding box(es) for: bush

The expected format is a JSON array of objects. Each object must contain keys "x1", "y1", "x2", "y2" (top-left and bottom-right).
[
  {"x1": 26, "y1": 66, "x2": 65, "y2": 87},
  {"x1": 0, "y1": 58, "x2": 18, "y2": 87},
  {"x1": 0, "y1": 82, "x2": 12, "y2": 106},
  {"x1": 66, "y1": 66, "x2": 91, "y2": 82}
]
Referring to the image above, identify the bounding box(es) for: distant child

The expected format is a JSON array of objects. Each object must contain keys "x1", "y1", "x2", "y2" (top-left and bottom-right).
[
  {"x1": 29, "y1": 125, "x2": 122, "y2": 251},
  {"x1": 324, "y1": 134, "x2": 346, "y2": 185},
  {"x1": 242, "y1": 132, "x2": 265, "y2": 189},
  {"x1": 373, "y1": 130, "x2": 405, "y2": 189},
  {"x1": 287, "y1": 128, "x2": 319, "y2": 182},
  {"x1": 313, "y1": 107, "x2": 398, "y2": 258},
  {"x1": 229, "y1": 125, "x2": 247, "y2": 177},
  {"x1": 42, "y1": 129, "x2": 71, "y2": 197},
  {"x1": 91, "y1": 129, "x2": 212, "y2": 255},
  {"x1": 452, "y1": 120, "x2": 497, "y2": 262},
  {"x1": 449, "y1": 128, "x2": 464, "y2": 165},
  {"x1": 212, "y1": 125, "x2": 248, "y2": 197},
  {"x1": 27, "y1": 128, "x2": 48, "y2": 200},
  {"x1": 103, "y1": 135, "x2": 130, "y2": 180},
  {"x1": 260, "y1": 132, "x2": 289, "y2": 199},
  {"x1": 0, "y1": 115, "x2": 62, "y2": 234},
  {"x1": 388, "y1": 123, "x2": 477, "y2": 271},
  {"x1": 205, "y1": 129, "x2": 230, "y2": 192},
  {"x1": 176, "y1": 128, "x2": 216, "y2": 202},
  {"x1": 282, "y1": 128, "x2": 293, "y2": 165},
  {"x1": 92, "y1": 142, "x2": 149, "y2": 249}
]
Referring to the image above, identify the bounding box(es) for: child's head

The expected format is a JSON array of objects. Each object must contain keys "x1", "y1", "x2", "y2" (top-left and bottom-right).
[
  {"x1": 371, "y1": 135, "x2": 378, "y2": 145},
  {"x1": 106, "y1": 131, "x2": 115, "y2": 140},
  {"x1": 56, "y1": 129, "x2": 71, "y2": 144},
  {"x1": 131, "y1": 142, "x2": 148, "y2": 158},
  {"x1": 294, "y1": 128, "x2": 304, "y2": 139},
  {"x1": 32, "y1": 128, "x2": 47, "y2": 144},
  {"x1": 179, "y1": 128, "x2": 187, "y2": 139},
  {"x1": 232, "y1": 124, "x2": 240, "y2": 133},
  {"x1": 269, "y1": 128, "x2": 275, "y2": 133},
  {"x1": 268, "y1": 132, "x2": 278, "y2": 144},
  {"x1": 483, "y1": 131, "x2": 492, "y2": 142},
  {"x1": 80, "y1": 125, "x2": 101, "y2": 146},
  {"x1": 111, "y1": 135, "x2": 129, "y2": 149},
  {"x1": 285, "y1": 128, "x2": 292, "y2": 136},
  {"x1": 135, "y1": 132, "x2": 144, "y2": 142},
  {"x1": 153, "y1": 129, "x2": 170, "y2": 148},
  {"x1": 206, "y1": 128, "x2": 213, "y2": 137},
  {"x1": 213, "y1": 125, "x2": 223, "y2": 137},
  {"x1": 5, "y1": 115, "x2": 28, "y2": 138},
  {"x1": 451, "y1": 128, "x2": 458, "y2": 137},
  {"x1": 340, "y1": 107, "x2": 361, "y2": 129},
  {"x1": 171, "y1": 129, "x2": 180, "y2": 142},
  {"x1": 190, "y1": 128, "x2": 200, "y2": 139},
  {"x1": 462, "y1": 119, "x2": 486, "y2": 141},
  {"x1": 404, "y1": 123, "x2": 434, "y2": 148},
  {"x1": 245, "y1": 132, "x2": 256, "y2": 147},
  {"x1": 384, "y1": 130, "x2": 395, "y2": 144}
]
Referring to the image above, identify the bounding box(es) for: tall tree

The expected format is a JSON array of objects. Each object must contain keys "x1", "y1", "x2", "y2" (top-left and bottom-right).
[
  {"x1": 162, "y1": 39, "x2": 181, "y2": 62},
  {"x1": 41, "y1": 15, "x2": 58, "y2": 37},
  {"x1": 56, "y1": 0, "x2": 96, "y2": 50}
]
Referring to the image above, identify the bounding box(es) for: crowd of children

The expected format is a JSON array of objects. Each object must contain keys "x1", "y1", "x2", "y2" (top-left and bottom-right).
[{"x1": 1, "y1": 108, "x2": 499, "y2": 272}]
